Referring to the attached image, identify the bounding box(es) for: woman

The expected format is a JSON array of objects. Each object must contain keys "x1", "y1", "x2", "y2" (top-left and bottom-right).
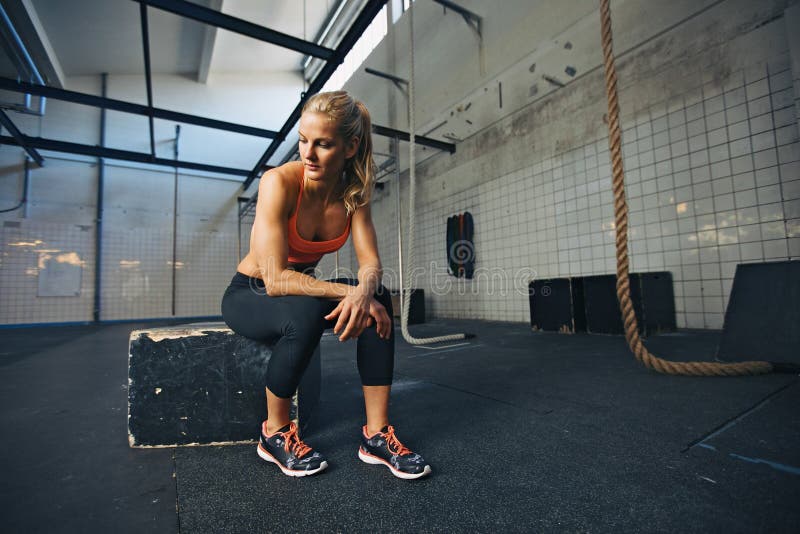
[{"x1": 221, "y1": 91, "x2": 430, "y2": 480}]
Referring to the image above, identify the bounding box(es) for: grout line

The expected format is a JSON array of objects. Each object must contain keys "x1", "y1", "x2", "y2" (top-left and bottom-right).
[
  {"x1": 173, "y1": 451, "x2": 182, "y2": 533},
  {"x1": 727, "y1": 453, "x2": 800, "y2": 475},
  {"x1": 681, "y1": 378, "x2": 798, "y2": 452},
  {"x1": 405, "y1": 343, "x2": 484, "y2": 357},
  {"x1": 392, "y1": 371, "x2": 553, "y2": 415},
  {"x1": 410, "y1": 341, "x2": 473, "y2": 350}
]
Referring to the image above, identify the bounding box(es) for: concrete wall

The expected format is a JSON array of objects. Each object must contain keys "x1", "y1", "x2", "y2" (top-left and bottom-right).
[{"x1": 331, "y1": 0, "x2": 800, "y2": 329}]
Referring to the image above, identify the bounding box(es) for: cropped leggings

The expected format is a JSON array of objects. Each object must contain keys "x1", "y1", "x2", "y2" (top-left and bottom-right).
[{"x1": 221, "y1": 272, "x2": 394, "y2": 398}]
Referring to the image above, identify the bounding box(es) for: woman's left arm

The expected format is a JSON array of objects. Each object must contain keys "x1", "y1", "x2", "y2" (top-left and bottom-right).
[
  {"x1": 324, "y1": 203, "x2": 390, "y2": 341},
  {"x1": 350, "y1": 203, "x2": 383, "y2": 296}
]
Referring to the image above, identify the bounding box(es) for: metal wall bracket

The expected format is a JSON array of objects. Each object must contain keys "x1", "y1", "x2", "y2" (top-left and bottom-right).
[
  {"x1": 365, "y1": 67, "x2": 408, "y2": 94},
  {"x1": 432, "y1": 0, "x2": 482, "y2": 38}
]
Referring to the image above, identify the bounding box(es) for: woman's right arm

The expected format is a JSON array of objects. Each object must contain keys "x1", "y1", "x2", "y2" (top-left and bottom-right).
[{"x1": 252, "y1": 166, "x2": 354, "y2": 299}]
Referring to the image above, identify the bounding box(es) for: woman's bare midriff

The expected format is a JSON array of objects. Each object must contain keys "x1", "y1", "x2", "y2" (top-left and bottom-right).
[
  {"x1": 237, "y1": 163, "x2": 343, "y2": 280},
  {"x1": 236, "y1": 253, "x2": 260, "y2": 278},
  {"x1": 236, "y1": 253, "x2": 319, "y2": 279}
]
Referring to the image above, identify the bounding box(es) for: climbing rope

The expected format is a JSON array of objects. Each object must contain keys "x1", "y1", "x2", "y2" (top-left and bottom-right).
[
  {"x1": 599, "y1": 0, "x2": 787, "y2": 375},
  {"x1": 400, "y1": 2, "x2": 470, "y2": 345}
]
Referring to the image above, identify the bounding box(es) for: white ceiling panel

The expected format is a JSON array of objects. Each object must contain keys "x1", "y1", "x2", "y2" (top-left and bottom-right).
[
  {"x1": 23, "y1": 0, "x2": 339, "y2": 78},
  {"x1": 209, "y1": 0, "x2": 333, "y2": 73},
  {"x1": 29, "y1": 0, "x2": 202, "y2": 75}
]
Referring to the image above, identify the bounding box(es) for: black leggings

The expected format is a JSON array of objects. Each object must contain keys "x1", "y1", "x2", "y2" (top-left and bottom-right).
[{"x1": 220, "y1": 272, "x2": 394, "y2": 398}]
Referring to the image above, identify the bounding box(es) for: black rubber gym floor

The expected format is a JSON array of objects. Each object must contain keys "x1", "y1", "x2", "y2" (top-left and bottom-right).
[{"x1": 1, "y1": 319, "x2": 798, "y2": 533}]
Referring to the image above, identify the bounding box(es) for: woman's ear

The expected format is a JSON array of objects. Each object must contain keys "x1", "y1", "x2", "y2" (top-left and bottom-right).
[{"x1": 345, "y1": 136, "x2": 359, "y2": 160}]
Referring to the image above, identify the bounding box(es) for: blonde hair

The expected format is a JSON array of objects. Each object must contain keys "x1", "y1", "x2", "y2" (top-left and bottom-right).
[{"x1": 302, "y1": 91, "x2": 375, "y2": 215}]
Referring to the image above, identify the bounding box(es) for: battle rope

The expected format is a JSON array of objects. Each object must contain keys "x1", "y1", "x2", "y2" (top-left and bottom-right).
[
  {"x1": 400, "y1": 3, "x2": 471, "y2": 345},
  {"x1": 600, "y1": 0, "x2": 795, "y2": 375}
]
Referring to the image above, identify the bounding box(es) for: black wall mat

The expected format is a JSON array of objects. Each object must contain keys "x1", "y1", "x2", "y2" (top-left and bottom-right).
[
  {"x1": 638, "y1": 272, "x2": 677, "y2": 335},
  {"x1": 390, "y1": 289, "x2": 426, "y2": 324},
  {"x1": 584, "y1": 273, "x2": 675, "y2": 336},
  {"x1": 128, "y1": 323, "x2": 321, "y2": 447},
  {"x1": 529, "y1": 278, "x2": 585, "y2": 332},
  {"x1": 530, "y1": 272, "x2": 675, "y2": 336},
  {"x1": 572, "y1": 277, "x2": 587, "y2": 332},
  {"x1": 583, "y1": 275, "x2": 627, "y2": 334},
  {"x1": 717, "y1": 260, "x2": 800, "y2": 364}
]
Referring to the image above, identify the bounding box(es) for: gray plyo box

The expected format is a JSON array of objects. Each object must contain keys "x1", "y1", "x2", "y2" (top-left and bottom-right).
[{"x1": 128, "y1": 322, "x2": 320, "y2": 448}]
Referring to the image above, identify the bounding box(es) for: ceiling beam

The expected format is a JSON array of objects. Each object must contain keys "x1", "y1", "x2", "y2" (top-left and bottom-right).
[
  {"x1": 133, "y1": 0, "x2": 335, "y2": 60},
  {"x1": 0, "y1": 0, "x2": 64, "y2": 87},
  {"x1": 244, "y1": 0, "x2": 390, "y2": 190},
  {"x1": 0, "y1": 134, "x2": 253, "y2": 177},
  {"x1": 197, "y1": 0, "x2": 223, "y2": 83},
  {"x1": 0, "y1": 77, "x2": 279, "y2": 139}
]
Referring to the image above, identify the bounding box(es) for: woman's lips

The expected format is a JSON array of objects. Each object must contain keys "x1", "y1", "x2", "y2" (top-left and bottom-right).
[{"x1": 305, "y1": 164, "x2": 320, "y2": 171}]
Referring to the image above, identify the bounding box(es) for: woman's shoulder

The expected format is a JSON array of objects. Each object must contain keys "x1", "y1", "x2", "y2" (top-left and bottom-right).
[
  {"x1": 258, "y1": 162, "x2": 303, "y2": 216},
  {"x1": 261, "y1": 161, "x2": 302, "y2": 186},
  {"x1": 259, "y1": 162, "x2": 303, "y2": 194}
]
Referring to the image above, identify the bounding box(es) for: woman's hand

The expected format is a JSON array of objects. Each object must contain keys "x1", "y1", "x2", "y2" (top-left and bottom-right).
[
  {"x1": 324, "y1": 287, "x2": 391, "y2": 341},
  {"x1": 367, "y1": 298, "x2": 392, "y2": 340}
]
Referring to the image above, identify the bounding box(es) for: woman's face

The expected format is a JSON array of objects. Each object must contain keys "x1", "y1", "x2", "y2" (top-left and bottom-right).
[{"x1": 298, "y1": 111, "x2": 358, "y2": 183}]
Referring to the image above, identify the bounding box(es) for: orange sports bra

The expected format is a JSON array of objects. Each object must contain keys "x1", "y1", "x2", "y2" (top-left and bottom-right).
[{"x1": 287, "y1": 171, "x2": 351, "y2": 264}]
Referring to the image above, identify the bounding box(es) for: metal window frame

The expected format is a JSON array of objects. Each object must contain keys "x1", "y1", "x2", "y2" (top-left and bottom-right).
[
  {"x1": 0, "y1": 0, "x2": 455, "y2": 184},
  {"x1": 242, "y1": 0, "x2": 390, "y2": 189},
  {"x1": 0, "y1": 109, "x2": 43, "y2": 165},
  {"x1": 140, "y1": 3, "x2": 156, "y2": 157},
  {"x1": 0, "y1": 134, "x2": 251, "y2": 176},
  {"x1": 137, "y1": 0, "x2": 335, "y2": 60},
  {"x1": 0, "y1": 77, "x2": 280, "y2": 139}
]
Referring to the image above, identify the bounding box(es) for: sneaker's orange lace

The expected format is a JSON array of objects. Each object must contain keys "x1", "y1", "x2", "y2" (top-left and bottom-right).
[
  {"x1": 283, "y1": 424, "x2": 311, "y2": 458},
  {"x1": 384, "y1": 425, "x2": 412, "y2": 456}
]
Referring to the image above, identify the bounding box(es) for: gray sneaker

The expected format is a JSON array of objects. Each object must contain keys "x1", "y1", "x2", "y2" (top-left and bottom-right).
[
  {"x1": 358, "y1": 425, "x2": 431, "y2": 480},
  {"x1": 257, "y1": 422, "x2": 328, "y2": 477}
]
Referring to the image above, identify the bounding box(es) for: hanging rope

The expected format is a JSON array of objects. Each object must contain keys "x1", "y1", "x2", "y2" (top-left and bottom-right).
[
  {"x1": 599, "y1": 0, "x2": 796, "y2": 375},
  {"x1": 400, "y1": 2, "x2": 471, "y2": 345}
]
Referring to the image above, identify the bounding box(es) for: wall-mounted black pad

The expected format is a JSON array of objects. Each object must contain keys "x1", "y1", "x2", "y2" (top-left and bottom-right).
[
  {"x1": 463, "y1": 211, "x2": 475, "y2": 279},
  {"x1": 446, "y1": 212, "x2": 476, "y2": 279},
  {"x1": 717, "y1": 260, "x2": 800, "y2": 364},
  {"x1": 446, "y1": 215, "x2": 456, "y2": 275}
]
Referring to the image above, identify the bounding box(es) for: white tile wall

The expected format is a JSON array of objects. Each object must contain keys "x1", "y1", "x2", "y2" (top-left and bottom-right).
[
  {"x1": 1, "y1": 158, "x2": 241, "y2": 324},
  {"x1": 343, "y1": 56, "x2": 800, "y2": 329},
  {"x1": 0, "y1": 220, "x2": 95, "y2": 324},
  {"x1": 100, "y1": 226, "x2": 173, "y2": 321},
  {"x1": 174, "y1": 229, "x2": 239, "y2": 318},
  {"x1": 174, "y1": 175, "x2": 242, "y2": 317}
]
